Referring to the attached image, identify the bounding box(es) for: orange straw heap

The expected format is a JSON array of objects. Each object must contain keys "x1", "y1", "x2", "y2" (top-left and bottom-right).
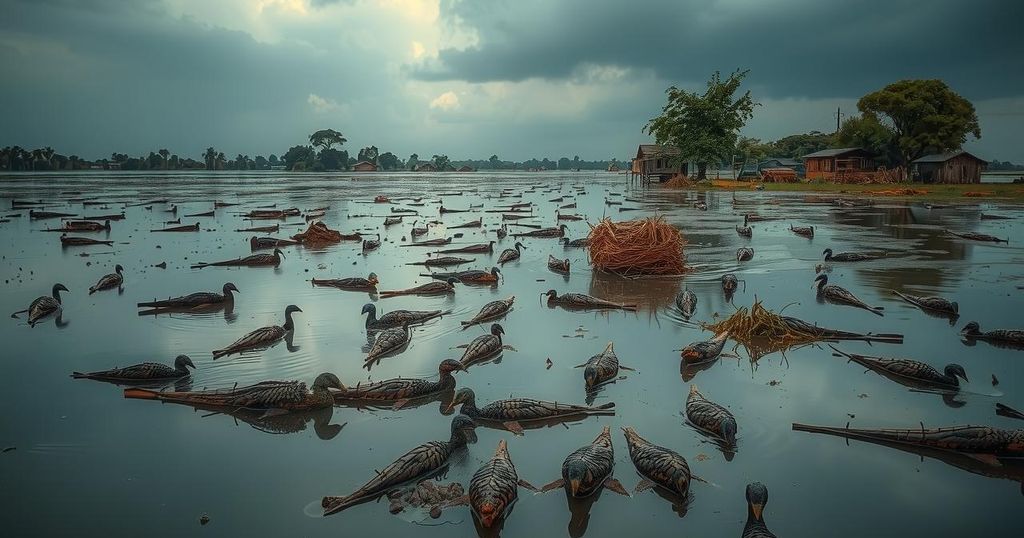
[{"x1": 587, "y1": 216, "x2": 688, "y2": 275}]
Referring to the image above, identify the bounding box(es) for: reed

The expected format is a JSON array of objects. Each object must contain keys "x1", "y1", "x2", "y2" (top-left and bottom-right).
[{"x1": 587, "y1": 217, "x2": 688, "y2": 276}]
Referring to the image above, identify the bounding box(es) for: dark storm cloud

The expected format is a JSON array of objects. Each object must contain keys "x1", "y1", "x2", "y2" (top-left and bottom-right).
[
  {"x1": 0, "y1": 0, "x2": 388, "y2": 158},
  {"x1": 417, "y1": 0, "x2": 1024, "y2": 99}
]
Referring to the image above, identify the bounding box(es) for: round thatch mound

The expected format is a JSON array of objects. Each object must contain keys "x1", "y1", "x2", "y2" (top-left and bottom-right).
[{"x1": 587, "y1": 216, "x2": 688, "y2": 276}]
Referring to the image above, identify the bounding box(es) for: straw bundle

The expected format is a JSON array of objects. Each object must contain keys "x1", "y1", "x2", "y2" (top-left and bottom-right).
[
  {"x1": 292, "y1": 221, "x2": 343, "y2": 245},
  {"x1": 662, "y1": 174, "x2": 694, "y2": 188},
  {"x1": 705, "y1": 300, "x2": 817, "y2": 353},
  {"x1": 587, "y1": 217, "x2": 688, "y2": 275}
]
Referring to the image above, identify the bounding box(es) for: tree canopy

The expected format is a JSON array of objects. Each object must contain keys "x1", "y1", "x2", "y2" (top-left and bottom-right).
[
  {"x1": 645, "y1": 69, "x2": 758, "y2": 179},
  {"x1": 857, "y1": 80, "x2": 980, "y2": 165},
  {"x1": 835, "y1": 113, "x2": 899, "y2": 166},
  {"x1": 308, "y1": 129, "x2": 347, "y2": 152}
]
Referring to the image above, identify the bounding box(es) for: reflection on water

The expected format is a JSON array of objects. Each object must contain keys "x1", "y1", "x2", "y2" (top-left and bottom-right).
[{"x1": 1, "y1": 170, "x2": 1022, "y2": 537}]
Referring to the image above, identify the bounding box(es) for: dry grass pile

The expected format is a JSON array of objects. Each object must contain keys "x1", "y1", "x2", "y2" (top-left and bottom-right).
[
  {"x1": 662, "y1": 174, "x2": 695, "y2": 188},
  {"x1": 587, "y1": 217, "x2": 688, "y2": 276},
  {"x1": 292, "y1": 221, "x2": 343, "y2": 245},
  {"x1": 963, "y1": 191, "x2": 994, "y2": 197},
  {"x1": 705, "y1": 299, "x2": 818, "y2": 360},
  {"x1": 865, "y1": 188, "x2": 928, "y2": 196}
]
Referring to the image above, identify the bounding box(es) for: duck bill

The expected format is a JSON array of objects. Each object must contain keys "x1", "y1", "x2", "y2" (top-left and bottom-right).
[
  {"x1": 569, "y1": 479, "x2": 581, "y2": 496},
  {"x1": 750, "y1": 502, "x2": 764, "y2": 520}
]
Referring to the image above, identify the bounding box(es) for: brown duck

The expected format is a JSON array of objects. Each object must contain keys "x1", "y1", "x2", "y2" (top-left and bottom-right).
[
  {"x1": 332, "y1": 359, "x2": 465, "y2": 410},
  {"x1": 462, "y1": 296, "x2": 515, "y2": 328},
  {"x1": 379, "y1": 278, "x2": 457, "y2": 298},
  {"x1": 576, "y1": 342, "x2": 633, "y2": 389},
  {"x1": 543, "y1": 290, "x2": 636, "y2": 310},
  {"x1": 73, "y1": 354, "x2": 195, "y2": 383},
  {"x1": 548, "y1": 255, "x2": 570, "y2": 273},
  {"x1": 212, "y1": 305, "x2": 300, "y2": 358},
  {"x1": 125, "y1": 372, "x2": 342, "y2": 414},
  {"x1": 192, "y1": 248, "x2": 284, "y2": 269},
  {"x1": 622, "y1": 427, "x2": 692, "y2": 500},
  {"x1": 540, "y1": 426, "x2": 629, "y2": 497},
  {"x1": 448, "y1": 388, "x2": 615, "y2": 435},
  {"x1": 312, "y1": 273, "x2": 378, "y2": 291}
]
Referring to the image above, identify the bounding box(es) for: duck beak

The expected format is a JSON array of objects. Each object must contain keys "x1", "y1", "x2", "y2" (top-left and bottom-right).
[
  {"x1": 569, "y1": 479, "x2": 581, "y2": 497},
  {"x1": 750, "y1": 502, "x2": 764, "y2": 520}
]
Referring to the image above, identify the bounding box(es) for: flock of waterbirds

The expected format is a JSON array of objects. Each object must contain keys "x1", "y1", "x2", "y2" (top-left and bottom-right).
[{"x1": 5, "y1": 183, "x2": 1023, "y2": 536}]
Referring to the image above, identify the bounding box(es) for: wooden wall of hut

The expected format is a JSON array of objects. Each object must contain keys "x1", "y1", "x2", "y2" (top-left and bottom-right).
[{"x1": 917, "y1": 155, "x2": 984, "y2": 184}]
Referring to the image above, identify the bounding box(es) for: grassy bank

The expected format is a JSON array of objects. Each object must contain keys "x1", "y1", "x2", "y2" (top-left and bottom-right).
[{"x1": 683, "y1": 179, "x2": 1024, "y2": 201}]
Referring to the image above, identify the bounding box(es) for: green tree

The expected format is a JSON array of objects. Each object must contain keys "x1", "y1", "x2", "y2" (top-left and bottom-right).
[
  {"x1": 283, "y1": 145, "x2": 317, "y2": 171},
  {"x1": 378, "y1": 152, "x2": 400, "y2": 170},
  {"x1": 158, "y1": 148, "x2": 170, "y2": 169},
  {"x1": 645, "y1": 69, "x2": 758, "y2": 179},
  {"x1": 254, "y1": 155, "x2": 268, "y2": 170},
  {"x1": 432, "y1": 154, "x2": 451, "y2": 171},
  {"x1": 857, "y1": 79, "x2": 980, "y2": 165},
  {"x1": 406, "y1": 153, "x2": 419, "y2": 170},
  {"x1": 203, "y1": 147, "x2": 217, "y2": 170},
  {"x1": 835, "y1": 113, "x2": 898, "y2": 166},
  {"x1": 770, "y1": 131, "x2": 833, "y2": 158},
  {"x1": 488, "y1": 154, "x2": 500, "y2": 169},
  {"x1": 268, "y1": 154, "x2": 279, "y2": 166},
  {"x1": 357, "y1": 145, "x2": 379, "y2": 164},
  {"x1": 309, "y1": 129, "x2": 347, "y2": 152},
  {"x1": 318, "y1": 148, "x2": 348, "y2": 170},
  {"x1": 735, "y1": 137, "x2": 773, "y2": 162}
]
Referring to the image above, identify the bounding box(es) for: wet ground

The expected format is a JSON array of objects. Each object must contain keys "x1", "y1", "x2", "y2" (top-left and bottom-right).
[{"x1": 1, "y1": 170, "x2": 1022, "y2": 537}]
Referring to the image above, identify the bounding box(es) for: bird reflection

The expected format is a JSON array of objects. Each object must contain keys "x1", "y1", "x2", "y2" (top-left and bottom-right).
[{"x1": 137, "y1": 301, "x2": 237, "y2": 323}]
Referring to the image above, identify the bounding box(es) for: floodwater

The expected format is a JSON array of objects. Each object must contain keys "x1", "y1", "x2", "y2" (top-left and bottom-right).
[{"x1": 1, "y1": 171, "x2": 1022, "y2": 537}]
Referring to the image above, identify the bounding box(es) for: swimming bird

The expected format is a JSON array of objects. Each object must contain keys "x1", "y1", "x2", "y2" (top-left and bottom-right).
[
  {"x1": 512, "y1": 224, "x2": 567, "y2": 238},
  {"x1": 450, "y1": 218, "x2": 482, "y2": 229},
  {"x1": 447, "y1": 388, "x2": 615, "y2": 435},
  {"x1": 790, "y1": 224, "x2": 814, "y2": 238},
  {"x1": 321, "y1": 415, "x2": 478, "y2": 515},
  {"x1": 561, "y1": 237, "x2": 589, "y2": 248},
  {"x1": 405, "y1": 256, "x2": 474, "y2": 267},
  {"x1": 212, "y1": 305, "x2": 301, "y2": 358},
  {"x1": 621, "y1": 427, "x2": 691, "y2": 499},
  {"x1": 576, "y1": 342, "x2": 633, "y2": 389},
  {"x1": 332, "y1": 359, "x2": 465, "y2": 409},
  {"x1": 462, "y1": 297, "x2": 515, "y2": 328},
  {"x1": 422, "y1": 267, "x2": 501, "y2": 284},
  {"x1": 675, "y1": 288, "x2": 697, "y2": 319},
  {"x1": 411, "y1": 220, "x2": 429, "y2": 237},
  {"x1": 685, "y1": 384, "x2": 737, "y2": 448},
  {"x1": 250, "y1": 236, "x2": 299, "y2": 251},
  {"x1": 547, "y1": 254, "x2": 570, "y2": 273},
  {"x1": 736, "y1": 247, "x2": 754, "y2": 262},
  {"x1": 11, "y1": 283, "x2": 69, "y2": 327},
  {"x1": 960, "y1": 322, "x2": 1024, "y2": 346},
  {"x1": 361, "y1": 303, "x2": 442, "y2": 331},
  {"x1": 814, "y1": 274, "x2": 884, "y2": 316},
  {"x1": 829, "y1": 345, "x2": 968, "y2": 389},
  {"x1": 137, "y1": 282, "x2": 238, "y2": 309},
  {"x1": 496, "y1": 224, "x2": 508, "y2": 239},
  {"x1": 88, "y1": 264, "x2": 124, "y2": 294},
  {"x1": 743, "y1": 482, "x2": 776, "y2": 538},
  {"x1": 681, "y1": 331, "x2": 730, "y2": 365},
  {"x1": 60, "y1": 234, "x2": 112, "y2": 246},
  {"x1": 151, "y1": 222, "x2": 199, "y2": 232},
  {"x1": 736, "y1": 215, "x2": 752, "y2": 237},
  {"x1": 722, "y1": 274, "x2": 739, "y2": 295},
  {"x1": 72, "y1": 354, "x2": 194, "y2": 383},
  {"x1": 540, "y1": 426, "x2": 628, "y2": 497},
  {"x1": 379, "y1": 278, "x2": 457, "y2": 298},
  {"x1": 822, "y1": 248, "x2": 879, "y2": 262},
  {"x1": 383, "y1": 216, "x2": 403, "y2": 226},
  {"x1": 191, "y1": 248, "x2": 284, "y2": 268},
  {"x1": 311, "y1": 273, "x2": 378, "y2": 291},
  {"x1": 543, "y1": 290, "x2": 636, "y2": 310},
  {"x1": 59, "y1": 219, "x2": 111, "y2": 232},
  {"x1": 458, "y1": 323, "x2": 506, "y2": 367},
  {"x1": 434, "y1": 241, "x2": 495, "y2": 254},
  {"x1": 497, "y1": 242, "x2": 525, "y2": 265},
  {"x1": 891, "y1": 290, "x2": 958, "y2": 316},
  {"x1": 466, "y1": 440, "x2": 538, "y2": 529},
  {"x1": 403, "y1": 237, "x2": 451, "y2": 246},
  {"x1": 556, "y1": 211, "x2": 583, "y2": 221},
  {"x1": 362, "y1": 234, "x2": 381, "y2": 251},
  {"x1": 365, "y1": 323, "x2": 411, "y2": 363},
  {"x1": 125, "y1": 372, "x2": 342, "y2": 414}
]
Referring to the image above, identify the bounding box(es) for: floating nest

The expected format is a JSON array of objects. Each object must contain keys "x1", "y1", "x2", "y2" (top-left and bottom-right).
[
  {"x1": 292, "y1": 221, "x2": 343, "y2": 245},
  {"x1": 704, "y1": 300, "x2": 818, "y2": 361},
  {"x1": 587, "y1": 217, "x2": 688, "y2": 276}
]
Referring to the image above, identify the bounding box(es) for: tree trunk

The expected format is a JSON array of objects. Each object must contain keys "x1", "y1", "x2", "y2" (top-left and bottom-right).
[{"x1": 696, "y1": 163, "x2": 708, "y2": 180}]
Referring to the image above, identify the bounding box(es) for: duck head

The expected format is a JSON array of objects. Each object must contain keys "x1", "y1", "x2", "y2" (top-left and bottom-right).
[
  {"x1": 944, "y1": 364, "x2": 969, "y2": 384},
  {"x1": 114, "y1": 264, "x2": 124, "y2": 274},
  {"x1": 52, "y1": 283, "x2": 69, "y2": 300},
  {"x1": 446, "y1": 387, "x2": 476, "y2": 413},
  {"x1": 174, "y1": 355, "x2": 196, "y2": 370},
  {"x1": 721, "y1": 419, "x2": 738, "y2": 446},
  {"x1": 284, "y1": 304, "x2": 303, "y2": 315},
  {"x1": 312, "y1": 372, "x2": 344, "y2": 390},
  {"x1": 562, "y1": 459, "x2": 592, "y2": 497},
  {"x1": 542, "y1": 289, "x2": 558, "y2": 300},
  {"x1": 813, "y1": 273, "x2": 828, "y2": 290},
  {"x1": 439, "y1": 359, "x2": 466, "y2": 374},
  {"x1": 273, "y1": 248, "x2": 285, "y2": 259},
  {"x1": 446, "y1": 277, "x2": 458, "y2": 286},
  {"x1": 745, "y1": 482, "x2": 769, "y2": 521},
  {"x1": 822, "y1": 248, "x2": 833, "y2": 260},
  {"x1": 960, "y1": 321, "x2": 981, "y2": 336},
  {"x1": 514, "y1": 241, "x2": 525, "y2": 251},
  {"x1": 450, "y1": 414, "x2": 478, "y2": 443},
  {"x1": 490, "y1": 323, "x2": 504, "y2": 337},
  {"x1": 583, "y1": 365, "x2": 599, "y2": 388},
  {"x1": 223, "y1": 282, "x2": 240, "y2": 296},
  {"x1": 361, "y1": 303, "x2": 376, "y2": 316},
  {"x1": 367, "y1": 272, "x2": 379, "y2": 285},
  {"x1": 491, "y1": 266, "x2": 501, "y2": 278}
]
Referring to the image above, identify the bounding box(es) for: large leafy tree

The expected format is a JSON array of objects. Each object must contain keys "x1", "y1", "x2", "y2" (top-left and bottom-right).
[
  {"x1": 308, "y1": 129, "x2": 347, "y2": 152},
  {"x1": 203, "y1": 147, "x2": 217, "y2": 170},
  {"x1": 432, "y1": 154, "x2": 451, "y2": 171},
  {"x1": 835, "y1": 113, "x2": 899, "y2": 166},
  {"x1": 406, "y1": 153, "x2": 419, "y2": 170},
  {"x1": 318, "y1": 148, "x2": 348, "y2": 170},
  {"x1": 357, "y1": 145, "x2": 379, "y2": 164},
  {"x1": 378, "y1": 152, "x2": 400, "y2": 170},
  {"x1": 646, "y1": 69, "x2": 757, "y2": 179},
  {"x1": 488, "y1": 154, "x2": 500, "y2": 169},
  {"x1": 770, "y1": 131, "x2": 833, "y2": 158},
  {"x1": 283, "y1": 145, "x2": 316, "y2": 171},
  {"x1": 857, "y1": 80, "x2": 980, "y2": 165}
]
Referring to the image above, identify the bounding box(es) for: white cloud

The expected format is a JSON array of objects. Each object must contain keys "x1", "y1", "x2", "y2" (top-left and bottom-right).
[
  {"x1": 429, "y1": 91, "x2": 460, "y2": 111},
  {"x1": 307, "y1": 93, "x2": 339, "y2": 113}
]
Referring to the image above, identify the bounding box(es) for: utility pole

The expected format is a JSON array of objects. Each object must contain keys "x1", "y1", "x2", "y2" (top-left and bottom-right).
[{"x1": 836, "y1": 106, "x2": 845, "y2": 132}]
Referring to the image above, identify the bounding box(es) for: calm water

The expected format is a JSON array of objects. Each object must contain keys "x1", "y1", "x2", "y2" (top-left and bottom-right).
[{"x1": 1, "y1": 171, "x2": 1022, "y2": 537}]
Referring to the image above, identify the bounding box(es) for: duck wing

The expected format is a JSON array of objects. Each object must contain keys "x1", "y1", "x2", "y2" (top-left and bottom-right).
[{"x1": 213, "y1": 325, "x2": 286, "y2": 357}]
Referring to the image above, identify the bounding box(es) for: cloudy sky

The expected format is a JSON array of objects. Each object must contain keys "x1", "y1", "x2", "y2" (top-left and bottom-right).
[{"x1": 2, "y1": 0, "x2": 1022, "y2": 162}]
